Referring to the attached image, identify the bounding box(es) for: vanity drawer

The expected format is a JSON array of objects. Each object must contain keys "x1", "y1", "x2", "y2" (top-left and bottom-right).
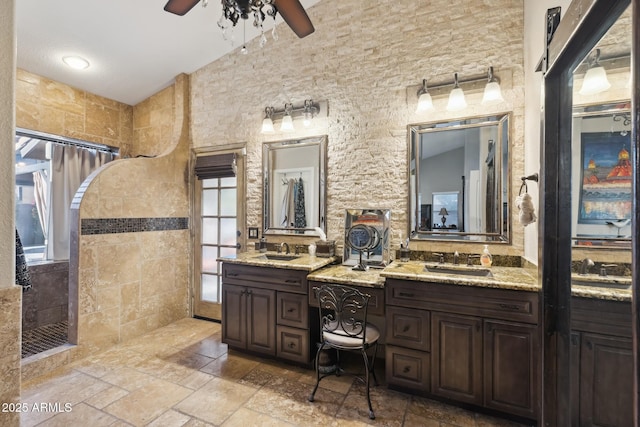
[
  {"x1": 386, "y1": 306, "x2": 430, "y2": 351},
  {"x1": 385, "y1": 345, "x2": 430, "y2": 393},
  {"x1": 223, "y1": 264, "x2": 307, "y2": 294},
  {"x1": 277, "y1": 325, "x2": 309, "y2": 364},
  {"x1": 308, "y1": 281, "x2": 385, "y2": 316},
  {"x1": 277, "y1": 292, "x2": 308, "y2": 328},
  {"x1": 386, "y1": 279, "x2": 538, "y2": 324}
]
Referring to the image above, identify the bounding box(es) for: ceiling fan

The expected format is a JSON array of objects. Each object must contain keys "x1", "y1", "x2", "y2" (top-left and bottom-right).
[{"x1": 164, "y1": 0, "x2": 315, "y2": 38}]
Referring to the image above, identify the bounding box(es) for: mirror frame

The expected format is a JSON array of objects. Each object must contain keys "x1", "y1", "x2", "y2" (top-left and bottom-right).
[
  {"x1": 571, "y1": 100, "x2": 632, "y2": 248},
  {"x1": 262, "y1": 135, "x2": 327, "y2": 236},
  {"x1": 408, "y1": 113, "x2": 511, "y2": 243}
]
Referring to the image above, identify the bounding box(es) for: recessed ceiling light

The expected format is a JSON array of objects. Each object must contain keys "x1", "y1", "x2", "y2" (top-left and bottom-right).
[{"x1": 62, "y1": 56, "x2": 90, "y2": 70}]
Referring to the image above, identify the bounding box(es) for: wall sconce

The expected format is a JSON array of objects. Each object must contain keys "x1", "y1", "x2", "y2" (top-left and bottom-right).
[
  {"x1": 579, "y1": 49, "x2": 611, "y2": 96},
  {"x1": 446, "y1": 73, "x2": 467, "y2": 111},
  {"x1": 481, "y1": 66, "x2": 504, "y2": 104},
  {"x1": 260, "y1": 99, "x2": 322, "y2": 134},
  {"x1": 416, "y1": 79, "x2": 434, "y2": 113},
  {"x1": 415, "y1": 67, "x2": 505, "y2": 115}
]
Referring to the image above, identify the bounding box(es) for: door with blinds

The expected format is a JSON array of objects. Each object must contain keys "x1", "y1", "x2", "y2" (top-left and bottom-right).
[{"x1": 193, "y1": 151, "x2": 245, "y2": 320}]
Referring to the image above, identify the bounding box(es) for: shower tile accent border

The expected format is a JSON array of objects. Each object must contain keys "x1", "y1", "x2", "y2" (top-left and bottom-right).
[{"x1": 81, "y1": 217, "x2": 189, "y2": 235}]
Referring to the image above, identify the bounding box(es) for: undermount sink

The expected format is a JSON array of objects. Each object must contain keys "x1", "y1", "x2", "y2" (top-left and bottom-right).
[
  {"x1": 424, "y1": 264, "x2": 494, "y2": 278},
  {"x1": 255, "y1": 254, "x2": 301, "y2": 261},
  {"x1": 571, "y1": 274, "x2": 631, "y2": 289}
]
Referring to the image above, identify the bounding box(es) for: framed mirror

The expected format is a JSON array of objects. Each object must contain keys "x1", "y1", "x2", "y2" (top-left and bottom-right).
[
  {"x1": 572, "y1": 102, "x2": 632, "y2": 248},
  {"x1": 409, "y1": 113, "x2": 510, "y2": 242},
  {"x1": 263, "y1": 135, "x2": 327, "y2": 235}
]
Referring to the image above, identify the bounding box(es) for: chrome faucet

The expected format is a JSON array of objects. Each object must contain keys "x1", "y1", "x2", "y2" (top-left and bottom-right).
[
  {"x1": 453, "y1": 251, "x2": 460, "y2": 265},
  {"x1": 599, "y1": 264, "x2": 617, "y2": 277},
  {"x1": 279, "y1": 242, "x2": 290, "y2": 255},
  {"x1": 433, "y1": 253, "x2": 445, "y2": 264},
  {"x1": 579, "y1": 258, "x2": 594, "y2": 275}
]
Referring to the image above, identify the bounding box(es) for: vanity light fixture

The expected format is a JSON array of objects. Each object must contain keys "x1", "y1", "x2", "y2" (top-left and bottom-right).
[
  {"x1": 414, "y1": 67, "x2": 506, "y2": 114},
  {"x1": 261, "y1": 107, "x2": 275, "y2": 133},
  {"x1": 62, "y1": 55, "x2": 90, "y2": 70},
  {"x1": 280, "y1": 103, "x2": 295, "y2": 132},
  {"x1": 416, "y1": 79, "x2": 434, "y2": 113},
  {"x1": 579, "y1": 49, "x2": 611, "y2": 96},
  {"x1": 481, "y1": 66, "x2": 504, "y2": 104},
  {"x1": 446, "y1": 73, "x2": 467, "y2": 111},
  {"x1": 260, "y1": 99, "x2": 321, "y2": 134}
]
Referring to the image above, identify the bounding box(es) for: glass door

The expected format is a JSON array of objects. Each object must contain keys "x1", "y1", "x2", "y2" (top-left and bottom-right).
[{"x1": 193, "y1": 151, "x2": 245, "y2": 320}]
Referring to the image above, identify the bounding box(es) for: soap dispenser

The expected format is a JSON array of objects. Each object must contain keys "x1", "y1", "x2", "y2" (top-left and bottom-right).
[
  {"x1": 259, "y1": 235, "x2": 267, "y2": 253},
  {"x1": 480, "y1": 245, "x2": 492, "y2": 267}
]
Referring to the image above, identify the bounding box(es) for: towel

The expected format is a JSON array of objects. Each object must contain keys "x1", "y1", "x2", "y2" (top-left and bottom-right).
[
  {"x1": 15, "y1": 229, "x2": 32, "y2": 291},
  {"x1": 516, "y1": 193, "x2": 537, "y2": 227}
]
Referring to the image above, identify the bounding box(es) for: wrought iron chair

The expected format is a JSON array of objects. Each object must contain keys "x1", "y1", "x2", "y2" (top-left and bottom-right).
[{"x1": 308, "y1": 284, "x2": 380, "y2": 419}]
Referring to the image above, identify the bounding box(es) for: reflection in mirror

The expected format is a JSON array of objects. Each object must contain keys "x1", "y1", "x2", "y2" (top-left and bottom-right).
[
  {"x1": 571, "y1": 5, "x2": 631, "y2": 250},
  {"x1": 263, "y1": 135, "x2": 327, "y2": 235},
  {"x1": 409, "y1": 114, "x2": 510, "y2": 242}
]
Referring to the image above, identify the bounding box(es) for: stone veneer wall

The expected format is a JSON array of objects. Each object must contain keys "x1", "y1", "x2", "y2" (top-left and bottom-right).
[
  {"x1": 191, "y1": 0, "x2": 526, "y2": 257},
  {"x1": 16, "y1": 69, "x2": 133, "y2": 156},
  {"x1": 1, "y1": 0, "x2": 20, "y2": 425},
  {"x1": 68, "y1": 75, "x2": 191, "y2": 361}
]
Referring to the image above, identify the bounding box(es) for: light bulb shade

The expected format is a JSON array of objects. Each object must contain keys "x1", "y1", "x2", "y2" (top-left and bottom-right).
[
  {"x1": 579, "y1": 65, "x2": 611, "y2": 95},
  {"x1": 482, "y1": 81, "x2": 504, "y2": 104},
  {"x1": 416, "y1": 92, "x2": 434, "y2": 112},
  {"x1": 303, "y1": 111, "x2": 313, "y2": 127},
  {"x1": 446, "y1": 87, "x2": 467, "y2": 111},
  {"x1": 280, "y1": 114, "x2": 294, "y2": 132},
  {"x1": 261, "y1": 117, "x2": 274, "y2": 133}
]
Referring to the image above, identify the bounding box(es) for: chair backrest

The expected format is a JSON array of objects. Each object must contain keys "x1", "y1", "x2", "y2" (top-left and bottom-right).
[{"x1": 314, "y1": 284, "x2": 371, "y2": 344}]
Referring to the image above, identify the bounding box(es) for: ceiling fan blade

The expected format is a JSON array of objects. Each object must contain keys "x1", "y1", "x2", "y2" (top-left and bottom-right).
[
  {"x1": 273, "y1": 0, "x2": 315, "y2": 38},
  {"x1": 164, "y1": 0, "x2": 201, "y2": 16}
]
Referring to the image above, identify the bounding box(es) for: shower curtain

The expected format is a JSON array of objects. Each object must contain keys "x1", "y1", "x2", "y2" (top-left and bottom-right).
[{"x1": 34, "y1": 144, "x2": 113, "y2": 260}]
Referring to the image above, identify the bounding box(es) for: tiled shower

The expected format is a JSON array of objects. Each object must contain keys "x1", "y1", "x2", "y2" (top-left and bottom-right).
[{"x1": 21, "y1": 261, "x2": 69, "y2": 358}]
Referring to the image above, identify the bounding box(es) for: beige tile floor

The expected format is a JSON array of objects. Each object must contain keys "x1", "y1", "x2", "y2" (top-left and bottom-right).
[{"x1": 20, "y1": 318, "x2": 532, "y2": 427}]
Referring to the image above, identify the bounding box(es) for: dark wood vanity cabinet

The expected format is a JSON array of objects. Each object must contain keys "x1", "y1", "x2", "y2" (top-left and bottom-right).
[
  {"x1": 385, "y1": 279, "x2": 540, "y2": 420},
  {"x1": 222, "y1": 284, "x2": 276, "y2": 355},
  {"x1": 221, "y1": 263, "x2": 311, "y2": 364},
  {"x1": 571, "y1": 297, "x2": 633, "y2": 427}
]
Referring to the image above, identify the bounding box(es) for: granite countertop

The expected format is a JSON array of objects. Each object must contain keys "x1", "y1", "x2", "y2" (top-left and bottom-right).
[
  {"x1": 570, "y1": 273, "x2": 631, "y2": 302},
  {"x1": 218, "y1": 251, "x2": 337, "y2": 272},
  {"x1": 219, "y1": 254, "x2": 632, "y2": 301},
  {"x1": 381, "y1": 261, "x2": 539, "y2": 292},
  {"x1": 307, "y1": 264, "x2": 386, "y2": 288}
]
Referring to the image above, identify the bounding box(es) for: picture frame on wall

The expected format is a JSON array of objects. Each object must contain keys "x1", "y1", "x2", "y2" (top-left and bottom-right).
[{"x1": 578, "y1": 131, "x2": 632, "y2": 224}]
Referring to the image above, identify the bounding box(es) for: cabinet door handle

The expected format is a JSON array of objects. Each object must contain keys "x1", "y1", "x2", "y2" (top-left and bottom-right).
[
  {"x1": 240, "y1": 290, "x2": 246, "y2": 296},
  {"x1": 287, "y1": 308, "x2": 296, "y2": 313},
  {"x1": 246, "y1": 289, "x2": 253, "y2": 295},
  {"x1": 227, "y1": 273, "x2": 239, "y2": 277},
  {"x1": 402, "y1": 325, "x2": 410, "y2": 333},
  {"x1": 403, "y1": 366, "x2": 411, "y2": 373},
  {"x1": 398, "y1": 292, "x2": 415, "y2": 298},
  {"x1": 285, "y1": 279, "x2": 300, "y2": 284},
  {"x1": 586, "y1": 340, "x2": 592, "y2": 350},
  {"x1": 288, "y1": 342, "x2": 296, "y2": 348}
]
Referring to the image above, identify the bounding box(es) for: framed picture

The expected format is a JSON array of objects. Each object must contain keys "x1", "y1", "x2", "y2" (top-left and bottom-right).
[{"x1": 578, "y1": 132, "x2": 632, "y2": 223}]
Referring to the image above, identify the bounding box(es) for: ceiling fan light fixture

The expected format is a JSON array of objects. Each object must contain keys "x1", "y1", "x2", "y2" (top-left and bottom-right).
[{"x1": 62, "y1": 55, "x2": 90, "y2": 70}]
